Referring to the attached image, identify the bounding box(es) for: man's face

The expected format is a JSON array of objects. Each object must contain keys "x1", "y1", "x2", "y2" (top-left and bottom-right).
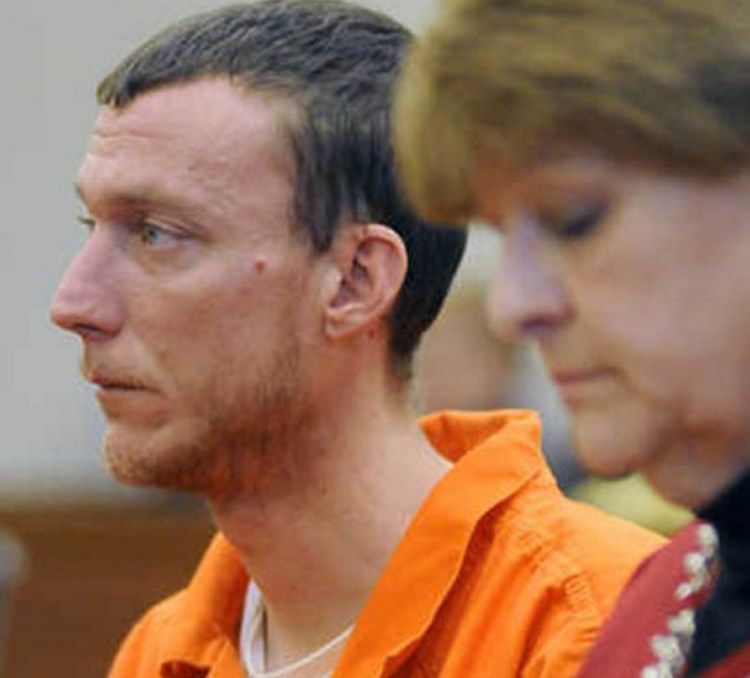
[{"x1": 51, "y1": 78, "x2": 321, "y2": 499}]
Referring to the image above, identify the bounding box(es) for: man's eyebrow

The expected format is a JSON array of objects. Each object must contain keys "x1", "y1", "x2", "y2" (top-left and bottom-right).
[
  {"x1": 71, "y1": 181, "x2": 209, "y2": 235},
  {"x1": 73, "y1": 181, "x2": 165, "y2": 210}
]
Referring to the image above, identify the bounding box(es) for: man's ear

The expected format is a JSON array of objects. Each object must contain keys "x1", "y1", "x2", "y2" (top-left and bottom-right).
[{"x1": 323, "y1": 223, "x2": 407, "y2": 341}]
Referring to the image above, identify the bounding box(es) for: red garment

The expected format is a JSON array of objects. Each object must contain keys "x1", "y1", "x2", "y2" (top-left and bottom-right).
[
  {"x1": 579, "y1": 515, "x2": 750, "y2": 677},
  {"x1": 107, "y1": 410, "x2": 664, "y2": 678},
  {"x1": 577, "y1": 523, "x2": 706, "y2": 677}
]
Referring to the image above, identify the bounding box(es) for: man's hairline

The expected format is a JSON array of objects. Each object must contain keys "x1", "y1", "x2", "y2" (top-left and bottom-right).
[{"x1": 96, "y1": 72, "x2": 418, "y2": 384}]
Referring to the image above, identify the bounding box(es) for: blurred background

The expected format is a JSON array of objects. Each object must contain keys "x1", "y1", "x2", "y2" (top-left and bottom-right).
[{"x1": 0, "y1": 0, "x2": 691, "y2": 676}]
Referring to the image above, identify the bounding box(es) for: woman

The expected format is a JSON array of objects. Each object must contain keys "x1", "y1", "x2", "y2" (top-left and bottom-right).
[{"x1": 394, "y1": 0, "x2": 750, "y2": 676}]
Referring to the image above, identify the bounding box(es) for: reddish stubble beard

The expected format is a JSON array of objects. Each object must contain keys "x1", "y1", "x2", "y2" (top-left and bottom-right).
[{"x1": 102, "y1": 331, "x2": 314, "y2": 505}]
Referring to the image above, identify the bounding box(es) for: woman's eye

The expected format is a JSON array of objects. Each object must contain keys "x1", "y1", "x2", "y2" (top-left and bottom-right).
[{"x1": 547, "y1": 200, "x2": 609, "y2": 240}]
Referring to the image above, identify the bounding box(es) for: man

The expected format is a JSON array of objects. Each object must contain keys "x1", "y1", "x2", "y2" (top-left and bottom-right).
[{"x1": 51, "y1": 2, "x2": 663, "y2": 676}]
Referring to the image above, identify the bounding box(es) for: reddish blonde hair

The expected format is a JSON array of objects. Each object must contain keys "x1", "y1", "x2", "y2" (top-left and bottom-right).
[{"x1": 395, "y1": 0, "x2": 750, "y2": 222}]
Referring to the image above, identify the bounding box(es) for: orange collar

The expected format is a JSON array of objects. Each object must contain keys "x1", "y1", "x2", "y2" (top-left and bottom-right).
[{"x1": 155, "y1": 409, "x2": 544, "y2": 677}]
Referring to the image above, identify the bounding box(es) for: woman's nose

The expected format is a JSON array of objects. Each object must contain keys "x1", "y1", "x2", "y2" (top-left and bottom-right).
[{"x1": 485, "y1": 223, "x2": 572, "y2": 343}]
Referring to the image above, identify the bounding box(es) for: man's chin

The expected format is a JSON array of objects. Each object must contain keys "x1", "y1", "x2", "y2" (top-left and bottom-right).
[{"x1": 101, "y1": 426, "x2": 215, "y2": 494}]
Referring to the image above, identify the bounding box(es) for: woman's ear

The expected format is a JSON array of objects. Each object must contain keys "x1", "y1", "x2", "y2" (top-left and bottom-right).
[{"x1": 323, "y1": 223, "x2": 407, "y2": 341}]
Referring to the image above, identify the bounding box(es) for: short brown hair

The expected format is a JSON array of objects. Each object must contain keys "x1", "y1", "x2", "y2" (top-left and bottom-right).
[
  {"x1": 96, "y1": 0, "x2": 467, "y2": 378},
  {"x1": 394, "y1": 0, "x2": 750, "y2": 222}
]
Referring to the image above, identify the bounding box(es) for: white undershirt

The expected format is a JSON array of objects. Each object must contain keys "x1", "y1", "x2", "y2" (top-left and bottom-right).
[{"x1": 240, "y1": 581, "x2": 353, "y2": 678}]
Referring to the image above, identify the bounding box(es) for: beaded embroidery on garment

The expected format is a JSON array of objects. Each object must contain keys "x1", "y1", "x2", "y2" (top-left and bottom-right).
[{"x1": 641, "y1": 524, "x2": 719, "y2": 678}]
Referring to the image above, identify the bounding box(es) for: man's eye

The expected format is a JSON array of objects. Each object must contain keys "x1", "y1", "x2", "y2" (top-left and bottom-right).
[
  {"x1": 137, "y1": 222, "x2": 181, "y2": 247},
  {"x1": 544, "y1": 200, "x2": 609, "y2": 240},
  {"x1": 76, "y1": 215, "x2": 96, "y2": 234}
]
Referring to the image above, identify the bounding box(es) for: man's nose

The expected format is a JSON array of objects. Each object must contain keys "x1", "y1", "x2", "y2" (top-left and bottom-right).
[
  {"x1": 485, "y1": 223, "x2": 572, "y2": 343},
  {"x1": 49, "y1": 230, "x2": 125, "y2": 341}
]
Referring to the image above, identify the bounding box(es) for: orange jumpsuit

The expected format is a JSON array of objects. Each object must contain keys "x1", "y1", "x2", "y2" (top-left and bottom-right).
[{"x1": 107, "y1": 410, "x2": 664, "y2": 678}]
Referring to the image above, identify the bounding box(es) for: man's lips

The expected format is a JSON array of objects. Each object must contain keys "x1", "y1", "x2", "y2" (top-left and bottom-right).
[
  {"x1": 81, "y1": 364, "x2": 160, "y2": 417},
  {"x1": 89, "y1": 373, "x2": 157, "y2": 413},
  {"x1": 86, "y1": 369, "x2": 148, "y2": 391},
  {"x1": 96, "y1": 382, "x2": 141, "y2": 391}
]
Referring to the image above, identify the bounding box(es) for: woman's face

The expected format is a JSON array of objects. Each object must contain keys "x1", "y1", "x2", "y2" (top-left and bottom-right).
[{"x1": 473, "y1": 153, "x2": 750, "y2": 508}]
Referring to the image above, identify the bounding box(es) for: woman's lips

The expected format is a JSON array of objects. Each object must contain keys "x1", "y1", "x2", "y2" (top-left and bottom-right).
[
  {"x1": 551, "y1": 369, "x2": 608, "y2": 385},
  {"x1": 550, "y1": 369, "x2": 614, "y2": 403}
]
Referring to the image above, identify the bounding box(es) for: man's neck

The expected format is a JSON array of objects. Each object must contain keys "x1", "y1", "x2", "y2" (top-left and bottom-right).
[{"x1": 207, "y1": 397, "x2": 450, "y2": 670}]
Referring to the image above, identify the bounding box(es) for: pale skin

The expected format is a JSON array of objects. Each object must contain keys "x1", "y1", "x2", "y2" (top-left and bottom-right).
[
  {"x1": 472, "y1": 152, "x2": 750, "y2": 511},
  {"x1": 51, "y1": 78, "x2": 451, "y2": 669}
]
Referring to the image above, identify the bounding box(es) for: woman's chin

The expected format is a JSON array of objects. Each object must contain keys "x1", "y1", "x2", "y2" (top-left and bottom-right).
[{"x1": 569, "y1": 414, "x2": 655, "y2": 480}]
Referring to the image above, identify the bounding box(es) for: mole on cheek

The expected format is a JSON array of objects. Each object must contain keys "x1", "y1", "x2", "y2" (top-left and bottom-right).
[{"x1": 253, "y1": 259, "x2": 267, "y2": 274}]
